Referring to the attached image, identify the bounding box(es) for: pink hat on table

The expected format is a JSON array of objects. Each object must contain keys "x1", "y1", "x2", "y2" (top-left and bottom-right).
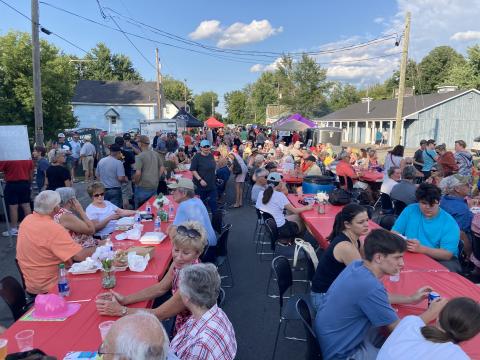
[{"x1": 32, "y1": 294, "x2": 81, "y2": 319}]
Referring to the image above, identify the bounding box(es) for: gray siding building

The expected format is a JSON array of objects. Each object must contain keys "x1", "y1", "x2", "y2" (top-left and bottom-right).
[{"x1": 317, "y1": 88, "x2": 480, "y2": 148}]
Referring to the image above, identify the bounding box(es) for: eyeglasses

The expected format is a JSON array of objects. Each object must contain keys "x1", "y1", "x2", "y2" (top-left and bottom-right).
[
  {"x1": 93, "y1": 193, "x2": 105, "y2": 198},
  {"x1": 201, "y1": 145, "x2": 211, "y2": 149},
  {"x1": 177, "y1": 225, "x2": 201, "y2": 238}
]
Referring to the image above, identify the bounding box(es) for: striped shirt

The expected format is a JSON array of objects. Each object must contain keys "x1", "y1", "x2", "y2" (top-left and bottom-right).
[{"x1": 170, "y1": 305, "x2": 237, "y2": 360}]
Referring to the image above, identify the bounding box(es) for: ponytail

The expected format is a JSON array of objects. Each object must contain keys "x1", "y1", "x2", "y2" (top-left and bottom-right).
[
  {"x1": 327, "y1": 212, "x2": 344, "y2": 241},
  {"x1": 420, "y1": 326, "x2": 456, "y2": 344},
  {"x1": 262, "y1": 185, "x2": 275, "y2": 205},
  {"x1": 327, "y1": 203, "x2": 367, "y2": 241}
]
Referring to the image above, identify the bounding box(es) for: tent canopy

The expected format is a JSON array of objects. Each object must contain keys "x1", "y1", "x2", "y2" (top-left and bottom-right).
[
  {"x1": 272, "y1": 113, "x2": 316, "y2": 131},
  {"x1": 205, "y1": 117, "x2": 224, "y2": 128},
  {"x1": 172, "y1": 109, "x2": 203, "y2": 127}
]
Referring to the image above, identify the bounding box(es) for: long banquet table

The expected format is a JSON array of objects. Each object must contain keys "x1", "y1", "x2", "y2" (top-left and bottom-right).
[
  {"x1": 287, "y1": 194, "x2": 480, "y2": 358},
  {"x1": 2, "y1": 192, "x2": 181, "y2": 357}
]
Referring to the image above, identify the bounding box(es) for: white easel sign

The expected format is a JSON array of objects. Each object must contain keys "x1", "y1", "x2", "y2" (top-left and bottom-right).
[{"x1": 0, "y1": 125, "x2": 32, "y2": 160}]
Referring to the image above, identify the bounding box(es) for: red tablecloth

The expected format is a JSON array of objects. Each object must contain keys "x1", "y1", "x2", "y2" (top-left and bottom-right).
[
  {"x1": 2, "y1": 276, "x2": 157, "y2": 356},
  {"x1": 283, "y1": 174, "x2": 303, "y2": 184},
  {"x1": 358, "y1": 170, "x2": 383, "y2": 182},
  {"x1": 383, "y1": 271, "x2": 480, "y2": 358}
]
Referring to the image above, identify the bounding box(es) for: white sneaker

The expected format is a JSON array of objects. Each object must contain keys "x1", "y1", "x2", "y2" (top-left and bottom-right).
[{"x1": 2, "y1": 228, "x2": 18, "y2": 236}]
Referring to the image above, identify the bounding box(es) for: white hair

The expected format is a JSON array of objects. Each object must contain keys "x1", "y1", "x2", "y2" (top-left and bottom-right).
[
  {"x1": 179, "y1": 263, "x2": 220, "y2": 309},
  {"x1": 113, "y1": 312, "x2": 169, "y2": 360},
  {"x1": 55, "y1": 187, "x2": 76, "y2": 206},
  {"x1": 34, "y1": 190, "x2": 61, "y2": 215}
]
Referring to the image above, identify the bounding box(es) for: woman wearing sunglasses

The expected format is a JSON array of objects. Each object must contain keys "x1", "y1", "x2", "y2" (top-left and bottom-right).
[
  {"x1": 85, "y1": 182, "x2": 136, "y2": 238},
  {"x1": 96, "y1": 221, "x2": 207, "y2": 335}
]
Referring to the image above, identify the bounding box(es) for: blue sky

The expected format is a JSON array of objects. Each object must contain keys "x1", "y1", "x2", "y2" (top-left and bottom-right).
[{"x1": 1, "y1": 0, "x2": 480, "y2": 114}]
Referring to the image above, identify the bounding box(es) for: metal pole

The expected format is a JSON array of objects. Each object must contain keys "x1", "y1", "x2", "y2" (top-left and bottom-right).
[
  {"x1": 184, "y1": 79, "x2": 187, "y2": 111},
  {"x1": 211, "y1": 96, "x2": 214, "y2": 117},
  {"x1": 32, "y1": 0, "x2": 44, "y2": 146},
  {"x1": 394, "y1": 12, "x2": 411, "y2": 145},
  {"x1": 155, "y1": 48, "x2": 163, "y2": 119}
]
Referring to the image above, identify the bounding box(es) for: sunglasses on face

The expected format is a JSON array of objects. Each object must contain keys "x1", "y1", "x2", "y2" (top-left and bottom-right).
[
  {"x1": 177, "y1": 225, "x2": 201, "y2": 238},
  {"x1": 93, "y1": 193, "x2": 105, "y2": 198},
  {"x1": 201, "y1": 146, "x2": 211, "y2": 149}
]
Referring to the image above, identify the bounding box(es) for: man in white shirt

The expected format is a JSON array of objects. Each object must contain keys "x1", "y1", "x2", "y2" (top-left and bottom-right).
[{"x1": 380, "y1": 166, "x2": 401, "y2": 195}]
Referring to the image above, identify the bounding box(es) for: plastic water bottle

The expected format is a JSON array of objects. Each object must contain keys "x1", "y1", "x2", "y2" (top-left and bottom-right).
[
  {"x1": 146, "y1": 203, "x2": 152, "y2": 214},
  {"x1": 154, "y1": 216, "x2": 161, "y2": 232},
  {"x1": 135, "y1": 212, "x2": 141, "y2": 224},
  {"x1": 58, "y1": 263, "x2": 70, "y2": 297},
  {"x1": 168, "y1": 205, "x2": 175, "y2": 222},
  {"x1": 105, "y1": 237, "x2": 113, "y2": 251}
]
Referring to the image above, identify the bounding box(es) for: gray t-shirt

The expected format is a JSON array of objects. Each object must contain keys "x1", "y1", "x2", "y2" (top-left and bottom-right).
[
  {"x1": 135, "y1": 150, "x2": 163, "y2": 189},
  {"x1": 314, "y1": 260, "x2": 398, "y2": 360},
  {"x1": 251, "y1": 184, "x2": 266, "y2": 203},
  {"x1": 96, "y1": 156, "x2": 125, "y2": 188},
  {"x1": 390, "y1": 180, "x2": 417, "y2": 205}
]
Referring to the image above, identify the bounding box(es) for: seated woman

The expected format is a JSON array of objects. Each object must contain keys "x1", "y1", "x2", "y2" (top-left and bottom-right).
[
  {"x1": 255, "y1": 172, "x2": 312, "y2": 244},
  {"x1": 368, "y1": 149, "x2": 379, "y2": 167},
  {"x1": 177, "y1": 147, "x2": 190, "y2": 164},
  {"x1": 378, "y1": 297, "x2": 480, "y2": 360},
  {"x1": 251, "y1": 168, "x2": 268, "y2": 203},
  {"x1": 164, "y1": 152, "x2": 179, "y2": 178},
  {"x1": 310, "y1": 204, "x2": 369, "y2": 311},
  {"x1": 96, "y1": 221, "x2": 207, "y2": 335},
  {"x1": 54, "y1": 187, "x2": 98, "y2": 248},
  {"x1": 85, "y1": 182, "x2": 136, "y2": 238},
  {"x1": 170, "y1": 263, "x2": 237, "y2": 359}
]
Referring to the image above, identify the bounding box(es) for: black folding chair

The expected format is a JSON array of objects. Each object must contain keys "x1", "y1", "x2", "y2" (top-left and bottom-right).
[
  {"x1": 271, "y1": 256, "x2": 311, "y2": 360},
  {"x1": 380, "y1": 193, "x2": 394, "y2": 214},
  {"x1": 217, "y1": 287, "x2": 226, "y2": 307},
  {"x1": 393, "y1": 200, "x2": 407, "y2": 216},
  {"x1": 216, "y1": 224, "x2": 233, "y2": 288},
  {"x1": 296, "y1": 298, "x2": 322, "y2": 360},
  {"x1": 0, "y1": 276, "x2": 30, "y2": 320}
]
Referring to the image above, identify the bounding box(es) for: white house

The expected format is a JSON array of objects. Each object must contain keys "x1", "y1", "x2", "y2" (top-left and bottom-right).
[{"x1": 71, "y1": 80, "x2": 184, "y2": 133}]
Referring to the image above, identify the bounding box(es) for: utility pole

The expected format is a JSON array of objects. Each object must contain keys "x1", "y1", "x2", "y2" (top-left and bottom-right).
[
  {"x1": 155, "y1": 48, "x2": 163, "y2": 119},
  {"x1": 211, "y1": 96, "x2": 214, "y2": 117},
  {"x1": 394, "y1": 12, "x2": 411, "y2": 146},
  {"x1": 32, "y1": 0, "x2": 44, "y2": 146},
  {"x1": 184, "y1": 79, "x2": 187, "y2": 111}
]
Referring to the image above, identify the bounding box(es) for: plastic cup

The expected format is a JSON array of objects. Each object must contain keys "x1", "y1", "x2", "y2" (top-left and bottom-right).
[
  {"x1": 99, "y1": 321, "x2": 115, "y2": 340},
  {"x1": 0, "y1": 338, "x2": 8, "y2": 360},
  {"x1": 15, "y1": 330, "x2": 34, "y2": 352}
]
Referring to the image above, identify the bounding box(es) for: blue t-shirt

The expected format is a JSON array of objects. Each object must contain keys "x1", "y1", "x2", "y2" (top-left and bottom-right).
[
  {"x1": 35, "y1": 158, "x2": 50, "y2": 189},
  {"x1": 173, "y1": 197, "x2": 217, "y2": 246},
  {"x1": 422, "y1": 149, "x2": 437, "y2": 171},
  {"x1": 392, "y1": 203, "x2": 460, "y2": 256},
  {"x1": 440, "y1": 195, "x2": 473, "y2": 232},
  {"x1": 314, "y1": 260, "x2": 398, "y2": 360}
]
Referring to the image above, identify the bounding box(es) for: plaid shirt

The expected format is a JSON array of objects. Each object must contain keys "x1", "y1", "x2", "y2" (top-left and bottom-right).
[{"x1": 170, "y1": 305, "x2": 237, "y2": 360}]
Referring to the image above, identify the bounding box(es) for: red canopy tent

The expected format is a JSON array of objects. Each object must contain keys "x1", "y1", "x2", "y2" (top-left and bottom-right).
[{"x1": 205, "y1": 117, "x2": 224, "y2": 128}]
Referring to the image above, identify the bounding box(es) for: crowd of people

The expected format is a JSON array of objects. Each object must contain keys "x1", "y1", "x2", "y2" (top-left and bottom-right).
[{"x1": 2, "y1": 125, "x2": 480, "y2": 360}]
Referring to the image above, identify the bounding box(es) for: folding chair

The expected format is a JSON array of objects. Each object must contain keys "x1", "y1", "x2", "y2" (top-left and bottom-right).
[
  {"x1": 216, "y1": 224, "x2": 233, "y2": 288},
  {"x1": 296, "y1": 298, "x2": 322, "y2": 360},
  {"x1": 0, "y1": 276, "x2": 31, "y2": 320}
]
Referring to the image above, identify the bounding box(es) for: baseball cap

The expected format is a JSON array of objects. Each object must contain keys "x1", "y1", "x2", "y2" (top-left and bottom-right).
[
  {"x1": 167, "y1": 178, "x2": 195, "y2": 191},
  {"x1": 200, "y1": 140, "x2": 211, "y2": 148},
  {"x1": 58, "y1": 133, "x2": 65, "y2": 138},
  {"x1": 123, "y1": 133, "x2": 132, "y2": 140},
  {"x1": 139, "y1": 135, "x2": 150, "y2": 145},
  {"x1": 267, "y1": 172, "x2": 283, "y2": 183},
  {"x1": 110, "y1": 144, "x2": 121, "y2": 152}
]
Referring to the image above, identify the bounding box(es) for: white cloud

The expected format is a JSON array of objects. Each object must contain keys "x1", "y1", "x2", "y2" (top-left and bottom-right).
[
  {"x1": 249, "y1": 64, "x2": 264, "y2": 72},
  {"x1": 450, "y1": 30, "x2": 480, "y2": 41},
  {"x1": 189, "y1": 20, "x2": 222, "y2": 40},
  {"x1": 374, "y1": 17, "x2": 385, "y2": 24},
  {"x1": 189, "y1": 19, "x2": 282, "y2": 47}
]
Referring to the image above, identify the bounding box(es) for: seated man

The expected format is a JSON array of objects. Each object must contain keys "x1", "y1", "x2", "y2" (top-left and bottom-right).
[
  {"x1": 380, "y1": 166, "x2": 401, "y2": 196},
  {"x1": 167, "y1": 178, "x2": 217, "y2": 260},
  {"x1": 392, "y1": 183, "x2": 461, "y2": 272},
  {"x1": 335, "y1": 151, "x2": 368, "y2": 190},
  {"x1": 302, "y1": 155, "x2": 323, "y2": 176},
  {"x1": 100, "y1": 312, "x2": 170, "y2": 360},
  {"x1": 315, "y1": 229, "x2": 438, "y2": 360},
  {"x1": 170, "y1": 263, "x2": 237, "y2": 360},
  {"x1": 16, "y1": 190, "x2": 95, "y2": 295},
  {"x1": 390, "y1": 165, "x2": 418, "y2": 205},
  {"x1": 251, "y1": 168, "x2": 268, "y2": 203}
]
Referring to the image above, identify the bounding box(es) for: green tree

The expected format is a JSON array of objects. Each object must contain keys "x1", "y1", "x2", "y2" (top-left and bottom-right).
[
  {"x1": 250, "y1": 71, "x2": 279, "y2": 122},
  {"x1": 0, "y1": 31, "x2": 76, "y2": 140},
  {"x1": 418, "y1": 46, "x2": 465, "y2": 93},
  {"x1": 384, "y1": 59, "x2": 420, "y2": 95},
  {"x1": 224, "y1": 90, "x2": 247, "y2": 124},
  {"x1": 193, "y1": 91, "x2": 218, "y2": 121},
  {"x1": 443, "y1": 45, "x2": 480, "y2": 89},
  {"x1": 328, "y1": 82, "x2": 360, "y2": 111},
  {"x1": 163, "y1": 76, "x2": 193, "y2": 106},
  {"x1": 357, "y1": 83, "x2": 390, "y2": 100},
  {"x1": 76, "y1": 43, "x2": 142, "y2": 81}
]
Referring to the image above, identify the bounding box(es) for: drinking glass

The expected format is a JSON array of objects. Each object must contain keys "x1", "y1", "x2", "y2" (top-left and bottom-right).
[
  {"x1": 15, "y1": 330, "x2": 34, "y2": 352},
  {"x1": 99, "y1": 321, "x2": 115, "y2": 340}
]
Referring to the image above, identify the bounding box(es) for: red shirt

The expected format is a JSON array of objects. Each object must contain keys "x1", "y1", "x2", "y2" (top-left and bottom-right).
[
  {"x1": 292, "y1": 133, "x2": 300, "y2": 143},
  {"x1": 335, "y1": 160, "x2": 357, "y2": 179},
  {"x1": 184, "y1": 134, "x2": 192, "y2": 146},
  {"x1": 0, "y1": 160, "x2": 34, "y2": 181}
]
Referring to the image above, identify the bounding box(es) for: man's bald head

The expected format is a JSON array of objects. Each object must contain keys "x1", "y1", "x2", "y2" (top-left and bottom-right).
[{"x1": 103, "y1": 312, "x2": 169, "y2": 360}]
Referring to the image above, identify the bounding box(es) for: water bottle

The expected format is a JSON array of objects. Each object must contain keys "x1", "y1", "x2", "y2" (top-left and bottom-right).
[
  {"x1": 168, "y1": 205, "x2": 175, "y2": 222},
  {"x1": 58, "y1": 263, "x2": 70, "y2": 297},
  {"x1": 105, "y1": 237, "x2": 113, "y2": 251},
  {"x1": 135, "y1": 212, "x2": 141, "y2": 224},
  {"x1": 154, "y1": 216, "x2": 161, "y2": 232},
  {"x1": 146, "y1": 203, "x2": 152, "y2": 214}
]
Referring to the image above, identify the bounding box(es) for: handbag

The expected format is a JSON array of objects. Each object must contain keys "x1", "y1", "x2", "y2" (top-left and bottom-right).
[
  {"x1": 328, "y1": 188, "x2": 351, "y2": 205},
  {"x1": 293, "y1": 238, "x2": 319, "y2": 270},
  {"x1": 232, "y1": 158, "x2": 242, "y2": 175}
]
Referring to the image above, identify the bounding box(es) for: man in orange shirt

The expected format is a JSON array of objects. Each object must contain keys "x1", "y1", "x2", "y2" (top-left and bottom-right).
[
  {"x1": 335, "y1": 151, "x2": 368, "y2": 190},
  {"x1": 16, "y1": 190, "x2": 95, "y2": 295},
  {"x1": 0, "y1": 159, "x2": 34, "y2": 236}
]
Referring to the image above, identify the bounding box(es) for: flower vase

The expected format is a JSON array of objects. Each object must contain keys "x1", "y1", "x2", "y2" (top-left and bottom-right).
[
  {"x1": 317, "y1": 201, "x2": 326, "y2": 214},
  {"x1": 101, "y1": 268, "x2": 116, "y2": 289}
]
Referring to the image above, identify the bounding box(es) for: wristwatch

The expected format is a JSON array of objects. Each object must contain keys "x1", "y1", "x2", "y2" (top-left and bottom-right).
[{"x1": 121, "y1": 306, "x2": 128, "y2": 316}]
